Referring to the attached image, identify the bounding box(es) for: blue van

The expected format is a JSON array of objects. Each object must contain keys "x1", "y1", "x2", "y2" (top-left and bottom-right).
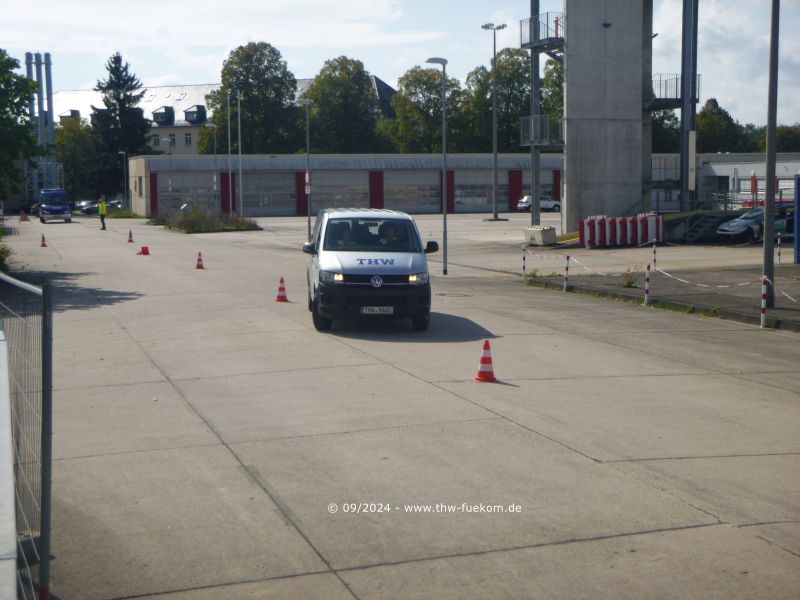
[{"x1": 38, "y1": 188, "x2": 72, "y2": 223}]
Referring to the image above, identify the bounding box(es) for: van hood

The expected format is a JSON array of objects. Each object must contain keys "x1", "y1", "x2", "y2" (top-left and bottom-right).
[{"x1": 320, "y1": 252, "x2": 428, "y2": 274}]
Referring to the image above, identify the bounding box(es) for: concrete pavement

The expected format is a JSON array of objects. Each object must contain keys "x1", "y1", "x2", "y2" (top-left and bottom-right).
[{"x1": 2, "y1": 213, "x2": 799, "y2": 599}]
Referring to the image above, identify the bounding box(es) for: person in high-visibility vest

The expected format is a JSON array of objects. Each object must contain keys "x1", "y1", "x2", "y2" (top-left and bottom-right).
[{"x1": 98, "y1": 197, "x2": 107, "y2": 230}]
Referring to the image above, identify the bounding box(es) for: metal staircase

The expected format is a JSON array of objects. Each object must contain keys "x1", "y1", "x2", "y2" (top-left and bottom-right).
[{"x1": 686, "y1": 213, "x2": 727, "y2": 243}]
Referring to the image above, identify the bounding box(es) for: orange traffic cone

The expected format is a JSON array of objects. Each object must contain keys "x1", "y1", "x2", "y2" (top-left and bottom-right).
[
  {"x1": 19, "y1": 211, "x2": 29, "y2": 222},
  {"x1": 137, "y1": 246, "x2": 150, "y2": 256},
  {"x1": 128, "y1": 229, "x2": 134, "y2": 243},
  {"x1": 275, "y1": 277, "x2": 289, "y2": 302},
  {"x1": 474, "y1": 339, "x2": 497, "y2": 383},
  {"x1": 40, "y1": 234, "x2": 47, "y2": 248},
  {"x1": 195, "y1": 252, "x2": 205, "y2": 269}
]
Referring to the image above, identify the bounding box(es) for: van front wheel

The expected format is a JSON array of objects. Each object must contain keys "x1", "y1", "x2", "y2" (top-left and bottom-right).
[
  {"x1": 312, "y1": 296, "x2": 332, "y2": 331},
  {"x1": 412, "y1": 313, "x2": 430, "y2": 331}
]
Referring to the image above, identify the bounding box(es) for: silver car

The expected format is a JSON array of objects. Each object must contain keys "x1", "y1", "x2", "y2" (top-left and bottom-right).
[
  {"x1": 516, "y1": 195, "x2": 561, "y2": 212},
  {"x1": 302, "y1": 209, "x2": 439, "y2": 331}
]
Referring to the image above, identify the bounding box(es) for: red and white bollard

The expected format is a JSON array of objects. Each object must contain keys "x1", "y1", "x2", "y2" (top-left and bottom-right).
[
  {"x1": 760, "y1": 276, "x2": 768, "y2": 328},
  {"x1": 777, "y1": 232, "x2": 782, "y2": 265},
  {"x1": 564, "y1": 255, "x2": 570, "y2": 292},
  {"x1": 522, "y1": 247, "x2": 526, "y2": 278},
  {"x1": 652, "y1": 238, "x2": 657, "y2": 271},
  {"x1": 644, "y1": 263, "x2": 651, "y2": 306}
]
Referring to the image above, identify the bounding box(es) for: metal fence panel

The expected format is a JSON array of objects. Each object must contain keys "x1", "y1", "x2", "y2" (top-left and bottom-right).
[{"x1": 0, "y1": 273, "x2": 52, "y2": 600}]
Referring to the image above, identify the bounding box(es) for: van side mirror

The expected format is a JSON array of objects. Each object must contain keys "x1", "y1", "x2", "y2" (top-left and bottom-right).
[
  {"x1": 302, "y1": 242, "x2": 316, "y2": 255},
  {"x1": 424, "y1": 241, "x2": 439, "y2": 254}
]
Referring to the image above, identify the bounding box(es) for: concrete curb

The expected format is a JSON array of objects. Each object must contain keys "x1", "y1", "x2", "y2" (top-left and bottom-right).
[{"x1": 526, "y1": 276, "x2": 800, "y2": 333}]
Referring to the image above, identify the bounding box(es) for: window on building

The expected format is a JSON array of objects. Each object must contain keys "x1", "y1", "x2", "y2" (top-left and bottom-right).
[
  {"x1": 169, "y1": 134, "x2": 176, "y2": 147},
  {"x1": 184, "y1": 133, "x2": 192, "y2": 146},
  {"x1": 152, "y1": 134, "x2": 160, "y2": 148},
  {"x1": 138, "y1": 176, "x2": 143, "y2": 197}
]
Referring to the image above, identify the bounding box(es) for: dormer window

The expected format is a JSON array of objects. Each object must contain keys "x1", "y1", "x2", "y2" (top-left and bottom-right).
[
  {"x1": 184, "y1": 104, "x2": 207, "y2": 124},
  {"x1": 152, "y1": 105, "x2": 175, "y2": 126}
]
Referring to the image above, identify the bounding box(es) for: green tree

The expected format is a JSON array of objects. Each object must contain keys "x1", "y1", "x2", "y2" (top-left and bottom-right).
[
  {"x1": 695, "y1": 98, "x2": 744, "y2": 153},
  {"x1": 202, "y1": 42, "x2": 300, "y2": 156},
  {"x1": 459, "y1": 66, "x2": 491, "y2": 152},
  {"x1": 0, "y1": 49, "x2": 38, "y2": 202},
  {"x1": 92, "y1": 52, "x2": 151, "y2": 195},
  {"x1": 651, "y1": 110, "x2": 680, "y2": 153},
  {"x1": 387, "y1": 66, "x2": 463, "y2": 153},
  {"x1": 540, "y1": 58, "x2": 563, "y2": 118},
  {"x1": 304, "y1": 56, "x2": 378, "y2": 153},
  {"x1": 493, "y1": 48, "x2": 531, "y2": 151},
  {"x1": 55, "y1": 117, "x2": 97, "y2": 201},
  {"x1": 775, "y1": 124, "x2": 800, "y2": 152}
]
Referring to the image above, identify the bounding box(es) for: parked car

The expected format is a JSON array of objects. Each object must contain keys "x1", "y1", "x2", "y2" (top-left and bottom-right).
[
  {"x1": 81, "y1": 200, "x2": 122, "y2": 215},
  {"x1": 76, "y1": 199, "x2": 95, "y2": 210},
  {"x1": 517, "y1": 195, "x2": 561, "y2": 212},
  {"x1": 716, "y1": 207, "x2": 794, "y2": 243},
  {"x1": 37, "y1": 188, "x2": 72, "y2": 223}
]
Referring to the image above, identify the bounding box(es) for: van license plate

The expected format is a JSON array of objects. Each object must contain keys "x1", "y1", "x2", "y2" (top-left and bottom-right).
[{"x1": 361, "y1": 306, "x2": 393, "y2": 315}]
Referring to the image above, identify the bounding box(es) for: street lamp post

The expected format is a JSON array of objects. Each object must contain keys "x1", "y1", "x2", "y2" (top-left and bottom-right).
[
  {"x1": 427, "y1": 57, "x2": 448, "y2": 276},
  {"x1": 482, "y1": 22, "x2": 507, "y2": 221},
  {"x1": 118, "y1": 150, "x2": 128, "y2": 210},
  {"x1": 295, "y1": 99, "x2": 313, "y2": 241},
  {"x1": 227, "y1": 93, "x2": 232, "y2": 215},
  {"x1": 204, "y1": 123, "x2": 218, "y2": 203},
  {"x1": 237, "y1": 90, "x2": 243, "y2": 217}
]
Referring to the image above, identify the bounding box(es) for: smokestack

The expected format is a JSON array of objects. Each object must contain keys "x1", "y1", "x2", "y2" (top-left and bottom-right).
[
  {"x1": 25, "y1": 53, "x2": 35, "y2": 119},
  {"x1": 34, "y1": 53, "x2": 46, "y2": 189},
  {"x1": 25, "y1": 52, "x2": 38, "y2": 197},
  {"x1": 45, "y1": 53, "x2": 56, "y2": 187}
]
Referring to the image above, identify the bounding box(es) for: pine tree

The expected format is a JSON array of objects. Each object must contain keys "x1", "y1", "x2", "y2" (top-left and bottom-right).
[{"x1": 92, "y1": 53, "x2": 150, "y2": 196}]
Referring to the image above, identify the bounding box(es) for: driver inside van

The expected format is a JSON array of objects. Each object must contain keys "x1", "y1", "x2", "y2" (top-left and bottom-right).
[{"x1": 336, "y1": 224, "x2": 358, "y2": 246}]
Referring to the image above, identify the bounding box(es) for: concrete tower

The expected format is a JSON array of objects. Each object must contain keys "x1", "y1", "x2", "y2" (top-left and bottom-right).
[{"x1": 562, "y1": 0, "x2": 653, "y2": 232}]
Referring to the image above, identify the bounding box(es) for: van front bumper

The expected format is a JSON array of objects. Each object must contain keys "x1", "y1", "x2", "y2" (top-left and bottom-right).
[{"x1": 317, "y1": 282, "x2": 431, "y2": 319}]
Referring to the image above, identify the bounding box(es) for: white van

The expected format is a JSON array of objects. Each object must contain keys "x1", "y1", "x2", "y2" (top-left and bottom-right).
[{"x1": 302, "y1": 209, "x2": 439, "y2": 331}]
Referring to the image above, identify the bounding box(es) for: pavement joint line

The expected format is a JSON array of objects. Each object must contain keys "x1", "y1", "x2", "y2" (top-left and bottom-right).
[
  {"x1": 737, "y1": 519, "x2": 800, "y2": 528},
  {"x1": 168, "y1": 361, "x2": 385, "y2": 385},
  {"x1": 331, "y1": 522, "x2": 723, "y2": 575},
  {"x1": 603, "y1": 451, "x2": 800, "y2": 463},
  {"x1": 752, "y1": 535, "x2": 800, "y2": 560},
  {"x1": 226, "y1": 417, "x2": 504, "y2": 448},
  {"x1": 53, "y1": 377, "x2": 169, "y2": 393},
  {"x1": 105, "y1": 568, "x2": 335, "y2": 600},
  {"x1": 52, "y1": 441, "x2": 225, "y2": 463},
  {"x1": 96, "y1": 291, "x2": 362, "y2": 600}
]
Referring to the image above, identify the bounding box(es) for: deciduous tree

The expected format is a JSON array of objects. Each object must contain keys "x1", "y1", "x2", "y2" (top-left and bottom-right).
[{"x1": 0, "y1": 49, "x2": 38, "y2": 201}]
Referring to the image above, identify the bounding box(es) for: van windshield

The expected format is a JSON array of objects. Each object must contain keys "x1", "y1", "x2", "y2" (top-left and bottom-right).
[{"x1": 323, "y1": 218, "x2": 422, "y2": 252}]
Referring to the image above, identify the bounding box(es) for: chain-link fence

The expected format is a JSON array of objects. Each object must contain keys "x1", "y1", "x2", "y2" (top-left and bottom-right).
[{"x1": 0, "y1": 273, "x2": 53, "y2": 600}]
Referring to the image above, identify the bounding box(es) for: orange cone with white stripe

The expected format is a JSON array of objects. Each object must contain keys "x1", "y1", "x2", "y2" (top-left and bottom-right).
[
  {"x1": 474, "y1": 339, "x2": 497, "y2": 382},
  {"x1": 40, "y1": 234, "x2": 47, "y2": 248},
  {"x1": 195, "y1": 252, "x2": 205, "y2": 269},
  {"x1": 128, "y1": 229, "x2": 134, "y2": 243},
  {"x1": 275, "y1": 277, "x2": 289, "y2": 302}
]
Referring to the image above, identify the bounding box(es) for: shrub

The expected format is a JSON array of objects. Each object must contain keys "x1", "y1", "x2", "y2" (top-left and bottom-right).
[
  {"x1": 151, "y1": 208, "x2": 262, "y2": 233},
  {"x1": 0, "y1": 244, "x2": 13, "y2": 271},
  {"x1": 108, "y1": 209, "x2": 142, "y2": 219}
]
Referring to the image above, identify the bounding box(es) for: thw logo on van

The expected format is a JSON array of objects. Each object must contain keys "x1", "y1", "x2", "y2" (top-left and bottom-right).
[{"x1": 356, "y1": 258, "x2": 395, "y2": 265}]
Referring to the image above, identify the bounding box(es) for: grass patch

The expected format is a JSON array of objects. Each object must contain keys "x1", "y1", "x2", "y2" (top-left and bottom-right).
[
  {"x1": 524, "y1": 269, "x2": 539, "y2": 285},
  {"x1": 150, "y1": 208, "x2": 262, "y2": 233},
  {"x1": 108, "y1": 209, "x2": 142, "y2": 219},
  {"x1": 0, "y1": 244, "x2": 12, "y2": 272},
  {"x1": 621, "y1": 269, "x2": 637, "y2": 288}
]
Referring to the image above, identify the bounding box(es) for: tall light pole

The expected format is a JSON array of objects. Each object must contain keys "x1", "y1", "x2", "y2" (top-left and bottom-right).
[
  {"x1": 204, "y1": 123, "x2": 218, "y2": 204},
  {"x1": 118, "y1": 150, "x2": 128, "y2": 210},
  {"x1": 482, "y1": 22, "x2": 507, "y2": 221},
  {"x1": 227, "y1": 93, "x2": 232, "y2": 215},
  {"x1": 295, "y1": 98, "x2": 313, "y2": 240},
  {"x1": 237, "y1": 90, "x2": 243, "y2": 217},
  {"x1": 427, "y1": 57, "x2": 448, "y2": 275},
  {"x1": 763, "y1": 0, "x2": 780, "y2": 307}
]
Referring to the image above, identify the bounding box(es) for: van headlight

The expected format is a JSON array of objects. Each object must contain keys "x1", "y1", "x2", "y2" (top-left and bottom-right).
[
  {"x1": 408, "y1": 272, "x2": 429, "y2": 285},
  {"x1": 320, "y1": 271, "x2": 344, "y2": 284}
]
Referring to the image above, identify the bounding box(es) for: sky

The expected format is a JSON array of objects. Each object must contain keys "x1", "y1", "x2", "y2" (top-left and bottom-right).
[{"x1": 2, "y1": 0, "x2": 798, "y2": 126}]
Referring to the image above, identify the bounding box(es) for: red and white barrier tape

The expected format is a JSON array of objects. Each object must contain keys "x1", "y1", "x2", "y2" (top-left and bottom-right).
[
  {"x1": 654, "y1": 267, "x2": 758, "y2": 289},
  {"x1": 568, "y1": 255, "x2": 628, "y2": 277}
]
